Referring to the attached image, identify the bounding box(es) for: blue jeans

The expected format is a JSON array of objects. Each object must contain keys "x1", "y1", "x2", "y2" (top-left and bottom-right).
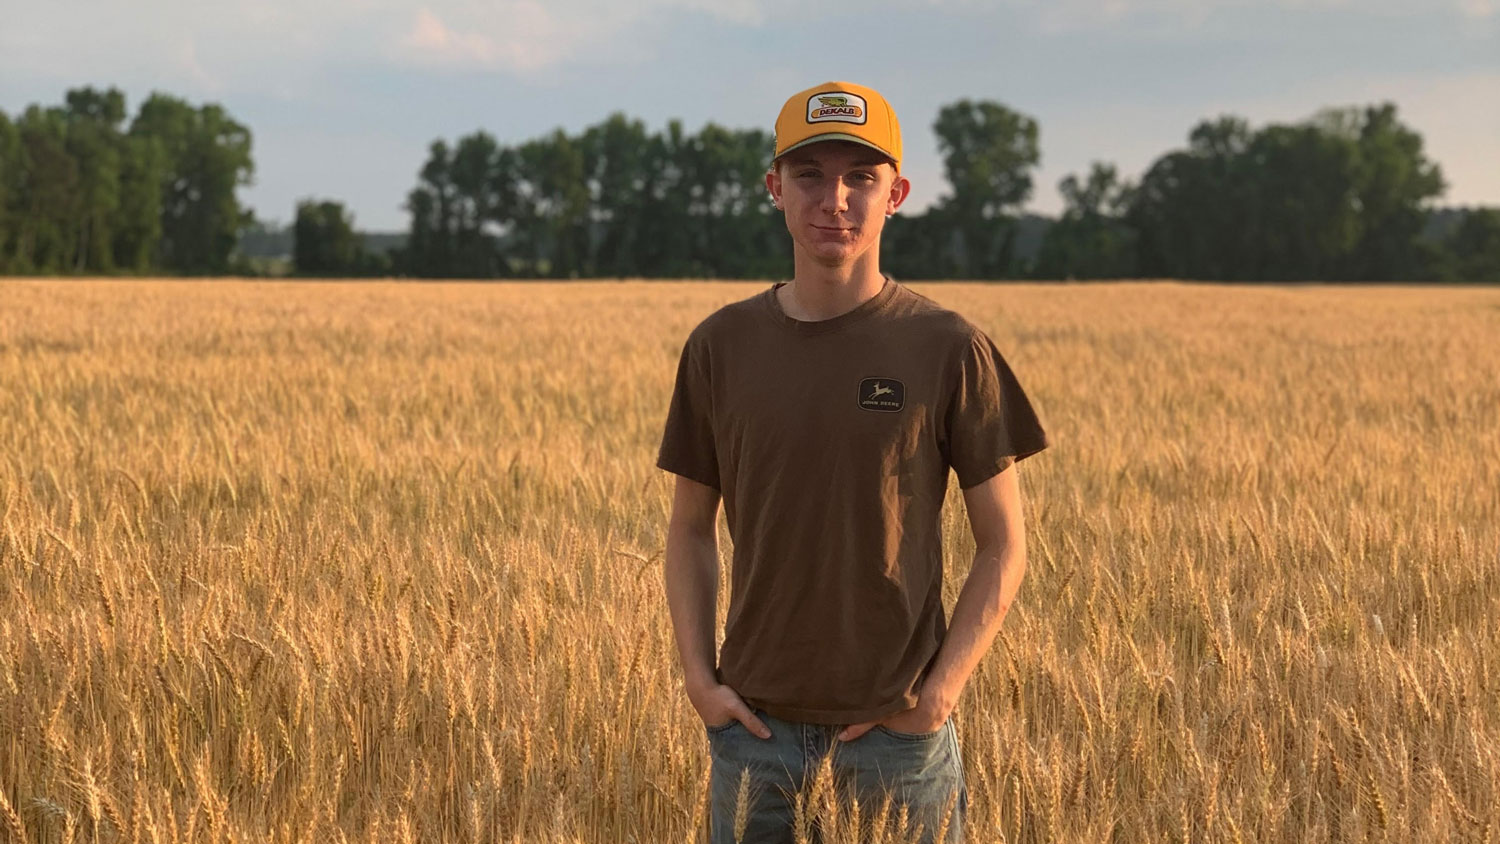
[{"x1": 706, "y1": 706, "x2": 967, "y2": 844}]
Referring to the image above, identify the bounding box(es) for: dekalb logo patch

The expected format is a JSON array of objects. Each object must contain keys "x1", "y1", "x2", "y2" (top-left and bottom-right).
[
  {"x1": 858, "y1": 377, "x2": 905, "y2": 412},
  {"x1": 807, "y1": 92, "x2": 868, "y2": 125}
]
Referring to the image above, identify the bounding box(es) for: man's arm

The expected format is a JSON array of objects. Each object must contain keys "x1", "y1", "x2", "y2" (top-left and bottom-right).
[
  {"x1": 918, "y1": 460, "x2": 1029, "y2": 719},
  {"x1": 838, "y1": 461, "x2": 1028, "y2": 740},
  {"x1": 664, "y1": 474, "x2": 773, "y2": 738}
]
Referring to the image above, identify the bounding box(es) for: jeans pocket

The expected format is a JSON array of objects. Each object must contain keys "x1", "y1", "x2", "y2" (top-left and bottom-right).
[
  {"x1": 705, "y1": 719, "x2": 738, "y2": 735},
  {"x1": 872, "y1": 722, "x2": 945, "y2": 742}
]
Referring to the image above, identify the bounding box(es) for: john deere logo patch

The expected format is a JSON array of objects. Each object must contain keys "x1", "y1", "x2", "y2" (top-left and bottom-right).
[
  {"x1": 807, "y1": 91, "x2": 868, "y2": 125},
  {"x1": 858, "y1": 377, "x2": 905, "y2": 412}
]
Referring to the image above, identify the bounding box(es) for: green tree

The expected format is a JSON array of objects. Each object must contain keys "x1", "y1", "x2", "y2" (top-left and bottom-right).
[
  {"x1": 1128, "y1": 116, "x2": 1253, "y2": 279},
  {"x1": 1321, "y1": 103, "x2": 1446, "y2": 280},
  {"x1": 293, "y1": 199, "x2": 361, "y2": 275},
  {"x1": 0, "y1": 110, "x2": 19, "y2": 272},
  {"x1": 581, "y1": 113, "x2": 653, "y2": 277},
  {"x1": 1438, "y1": 209, "x2": 1500, "y2": 282},
  {"x1": 1034, "y1": 163, "x2": 1137, "y2": 279},
  {"x1": 403, "y1": 134, "x2": 518, "y2": 277},
  {"x1": 930, "y1": 100, "x2": 1041, "y2": 277},
  {"x1": 1, "y1": 90, "x2": 151, "y2": 274},
  {"x1": 130, "y1": 94, "x2": 255, "y2": 274},
  {"x1": 635, "y1": 120, "x2": 699, "y2": 277},
  {"x1": 11, "y1": 105, "x2": 81, "y2": 273},
  {"x1": 1129, "y1": 106, "x2": 1444, "y2": 281},
  {"x1": 448, "y1": 131, "x2": 508, "y2": 276},
  {"x1": 516, "y1": 129, "x2": 590, "y2": 278},
  {"x1": 881, "y1": 211, "x2": 948, "y2": 280},
  {"x1": 112, "y1": 131, "x2": 166, "y2": 273},
  {"x1": 59, "y1": 87, "x2": 129, "y2": 273},
  {"x1": 687, "y1": 123, "x2": 785, "y2": 279},
  {"x1": 402, "y1": 140, "x2": 455, "y2": 276},
  {"x1": 399, "y1": 117, "x2": 780, "y2": 279},
  {"x1": 1239, "y1": 124, "x2": 1361, "y2": 279}
]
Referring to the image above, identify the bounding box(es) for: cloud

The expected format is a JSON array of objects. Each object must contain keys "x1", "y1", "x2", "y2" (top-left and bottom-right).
[
  {"x1": 400, "y1": 6, "x2": 566, "y2": 72},
  {"x1": 1458, "y1": 0, "x2": 1496, "y2": 17},
  {"x1": 177, "y1": 37, "x2": 222, "y2": 93},
  {"x1": 0, "y1": 1, "x2": 391, "y2": 99},
  {"x1": 392, "y1": 0, "x2": 795, "y2": 72}
]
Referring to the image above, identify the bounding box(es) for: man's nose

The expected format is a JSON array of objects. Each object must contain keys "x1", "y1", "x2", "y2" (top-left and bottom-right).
[{"x1": 820, "y1": 177, "x2": 849, "y2": 214}]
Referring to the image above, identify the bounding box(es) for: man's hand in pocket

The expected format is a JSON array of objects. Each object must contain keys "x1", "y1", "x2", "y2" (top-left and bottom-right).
[{"x1": 689, "y1": 681, "x2": 772, "y2": 739}]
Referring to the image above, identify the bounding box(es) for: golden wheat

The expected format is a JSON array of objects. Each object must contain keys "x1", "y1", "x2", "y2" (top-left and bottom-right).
[{"x1": 0, "y1": 279, "x2": 1497, "y2": 842}]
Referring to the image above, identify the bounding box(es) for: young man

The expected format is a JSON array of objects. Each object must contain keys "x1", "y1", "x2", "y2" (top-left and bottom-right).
[{"x1": 656, "y1": 80, "x2": 1049, "y2": 844}]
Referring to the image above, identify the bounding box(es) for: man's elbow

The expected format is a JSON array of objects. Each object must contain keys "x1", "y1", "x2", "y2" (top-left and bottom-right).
[
  {"x1": 667, "y1": 516, "x2": 717, "y2": 559},
  {"x1": 976, "y1": 535, "x2": 1026, "y2": 579}
]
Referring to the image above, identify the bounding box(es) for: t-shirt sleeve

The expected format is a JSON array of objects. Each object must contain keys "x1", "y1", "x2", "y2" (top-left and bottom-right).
[
  {"x1": 944, "y1": 328, "x2": 1049, "y2": 489},
  {"x1": 655, "y1": 329, "x2": 721, "y2": 490}
]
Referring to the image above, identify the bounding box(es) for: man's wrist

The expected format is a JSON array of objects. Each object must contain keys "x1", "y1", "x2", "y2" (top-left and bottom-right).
[
  {"x1": 684, "y1": 665, "x2": 720, "y2": 698},
  {"x1": 920, "y1": 677, "x2": 960, "y2": 721}
]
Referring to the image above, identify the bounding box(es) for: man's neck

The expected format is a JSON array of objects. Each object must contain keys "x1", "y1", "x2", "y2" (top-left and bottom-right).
[{"x1": 780, "y1": 248, "x2": 887, "y2": 322}]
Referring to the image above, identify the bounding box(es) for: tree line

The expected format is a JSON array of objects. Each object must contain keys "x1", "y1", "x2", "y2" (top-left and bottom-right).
[
  {"x1": 0, "y1": 88, "x2": 253, "y2": 275},
  {"x1": 2, "y1": 86, "x2": 1496, "y2": 281}
]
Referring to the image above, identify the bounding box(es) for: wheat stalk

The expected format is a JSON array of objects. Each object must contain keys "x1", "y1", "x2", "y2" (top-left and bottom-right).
[{"x1": 0, "y1": 788, "x2": 28, "y2": 844}]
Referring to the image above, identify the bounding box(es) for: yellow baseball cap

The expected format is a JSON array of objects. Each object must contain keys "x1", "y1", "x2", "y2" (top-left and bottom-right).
[{"x1": 772, "y1": 81, "x2": 902, "y2": 172}]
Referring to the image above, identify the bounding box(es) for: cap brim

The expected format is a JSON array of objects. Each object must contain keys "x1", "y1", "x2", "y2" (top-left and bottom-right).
[{"x1": 773, "y1": 134, "x2": 899, "y2": 170}]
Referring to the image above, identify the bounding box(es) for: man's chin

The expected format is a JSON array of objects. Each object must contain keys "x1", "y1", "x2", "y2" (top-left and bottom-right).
[{"x1": 802, "y1": 242, "x2": 866, "y2": 266}]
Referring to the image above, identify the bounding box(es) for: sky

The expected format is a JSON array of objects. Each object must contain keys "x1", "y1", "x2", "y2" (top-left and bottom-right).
[{"x1": 2, "y1": 0, "x2": 1496, "y2": 232}]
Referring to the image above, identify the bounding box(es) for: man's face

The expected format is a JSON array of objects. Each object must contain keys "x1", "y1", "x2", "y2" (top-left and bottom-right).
[{"x1": 765, "y1": 141, "x2": 911, "y2": 268}]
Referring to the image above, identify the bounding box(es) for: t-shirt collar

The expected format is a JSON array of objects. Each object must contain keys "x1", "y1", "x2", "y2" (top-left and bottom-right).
[{"x1": 762, "y1": 275, "x2": 898, "y2": 335}]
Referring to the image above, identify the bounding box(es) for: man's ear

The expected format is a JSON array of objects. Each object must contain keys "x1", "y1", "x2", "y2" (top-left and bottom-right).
[
  {"x1": 886, "y1": 173, "x2": 912, "y2": 216},
  {"x1": 765, "y1": 167, "x2": 783, "y2": 210}
]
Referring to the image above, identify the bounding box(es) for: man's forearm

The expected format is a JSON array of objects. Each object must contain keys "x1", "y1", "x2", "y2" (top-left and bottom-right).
[
  {"x1": 921, "y1": 540, "x2": 1026, "y2": 717},
  {"x1": 663, "y1": 524, "x2": 720, "y2": 694}
]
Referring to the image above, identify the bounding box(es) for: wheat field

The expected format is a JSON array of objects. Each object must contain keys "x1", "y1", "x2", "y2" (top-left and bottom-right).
[{"x1": 1, "y1": 278, "x2": 1497, "y2": 844}]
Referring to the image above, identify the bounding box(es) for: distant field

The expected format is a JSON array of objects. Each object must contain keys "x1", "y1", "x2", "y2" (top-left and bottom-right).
[{"x1": 1, "y1": 279, "x2": 1498, "y2": 843}]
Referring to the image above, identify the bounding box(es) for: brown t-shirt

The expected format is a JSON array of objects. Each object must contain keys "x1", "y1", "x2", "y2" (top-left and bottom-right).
[{"x1": 656, "y1": 277, "x2": 1049, "y2": 724}]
